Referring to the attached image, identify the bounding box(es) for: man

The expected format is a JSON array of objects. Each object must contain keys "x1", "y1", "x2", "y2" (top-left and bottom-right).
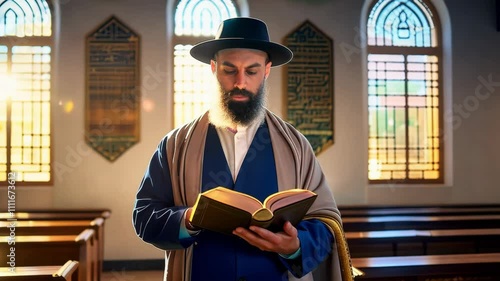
[{"x1": 133, "y1": 17, "x2": 352, "y2": 281}]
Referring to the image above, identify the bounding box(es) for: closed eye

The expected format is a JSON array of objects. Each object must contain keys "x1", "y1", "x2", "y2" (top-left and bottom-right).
[{"x1": 223, "y1": 69, "x2": 236, "y2": 74}]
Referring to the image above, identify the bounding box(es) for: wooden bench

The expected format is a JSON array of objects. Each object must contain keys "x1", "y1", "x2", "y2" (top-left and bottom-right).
[
  {"x1": 342, "y1": 214, "x2": 500, "y2": 232},
  {"x1": 0, "y1": 260, "x2": 79, "y2": 280},
  {"x1": 340, "y1": 205, "x2": 500, "y2": 217},
  {"x1": 346, "y1": 228, "x2": 500, "y2": 257},
  {"x1": 352, "y1": 252, "x2": 500, "y2": 280},
  {"x1": 0, "y1": 230, "x2": 96, "y2": 281},
  {"x1": 0, "y1": 209, "x2": 111, "y2": 221},
  {"x1": 0, "y1": 219, "x2": 104, "y2": 281},
  {"x1": 0, "y1": 209, "x2": 110, "y2": 281}
]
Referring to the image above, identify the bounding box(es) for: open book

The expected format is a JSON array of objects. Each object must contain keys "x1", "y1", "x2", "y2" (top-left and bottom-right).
[{"x1": 189, "y1": 187, "x2": 317, "y2": 235}]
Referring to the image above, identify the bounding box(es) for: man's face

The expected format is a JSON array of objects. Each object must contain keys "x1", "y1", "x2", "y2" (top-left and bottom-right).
[{"x1": 211, "y1": 48, "x2": 272, "y2": 125}]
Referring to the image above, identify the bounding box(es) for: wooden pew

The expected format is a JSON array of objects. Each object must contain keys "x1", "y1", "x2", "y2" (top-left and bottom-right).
[
  {"x1": 0, "y1": 209, "x2": 110, "y2": 281},
  {"x1": 340, "y1": 205, "x2": 500, "y2": 217},
  {"x1": 0, "y1": 260, "x2": 79, "y2": 281},
  {"x1": 0, "y1": 219, "x2": 104, "y2": 281},
  {"x1": 0, "y1": 230, "x2": 96, "y2": 281},
  {"x1": 342, "y1": 214, "x2": 500, "y2": 232},
  {"x1": 352, "y1": 252, "x2": 500, "y2": 280},
  {"x1": 0, "y1": 209, "x2": 111, "y2": 221},
  {"x1": 346, "y1": 228, "x2": 500, "y2": 257}
]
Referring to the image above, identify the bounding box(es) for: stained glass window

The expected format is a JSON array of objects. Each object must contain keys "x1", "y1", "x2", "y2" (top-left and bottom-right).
[
  {"x1": 0, "y1": 0, "x2": 52, "y2": 184},
  {"x1": 367, "y1": 0, "x2": 443, "y2": 183},
  {"x1": 173, "y1": 0, "x2": 238, "y2": 127},
  {"x1": 367, "y1": 0, "x2": 436, "y2": 47}
]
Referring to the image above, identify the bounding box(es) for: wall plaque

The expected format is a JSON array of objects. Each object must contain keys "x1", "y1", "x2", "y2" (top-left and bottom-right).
[
  {"x1": 85, "y1": 16, "x2": 140, "y2": 161},
  {"x1": 284, "y1": 20, "x2": 334, "y2": 155}
]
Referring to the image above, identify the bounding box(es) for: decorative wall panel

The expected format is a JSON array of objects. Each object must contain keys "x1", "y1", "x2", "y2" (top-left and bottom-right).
[
  {"x1": 85, "y1": 16, "x2": 140, "y2": 161},
  {"x1": 284, "y1": 20, "x2": 334, "y2": 155}
]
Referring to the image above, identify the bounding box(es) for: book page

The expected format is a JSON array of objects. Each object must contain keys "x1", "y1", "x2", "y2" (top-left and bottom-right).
[
  {"x1": 264, "y1": 189, "x2": 316, "y2": 211},
  {"x1": 203, "y1": 187, "x2": 263, "y2": 214},
  {"x1": 252, "y1": 208, "x2": 273, "y2": 222}
]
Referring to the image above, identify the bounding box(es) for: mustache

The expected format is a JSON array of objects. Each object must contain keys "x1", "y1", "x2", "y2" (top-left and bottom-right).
[{"x1": 226, "y1": 88, "x2": 254, "y2": 98}]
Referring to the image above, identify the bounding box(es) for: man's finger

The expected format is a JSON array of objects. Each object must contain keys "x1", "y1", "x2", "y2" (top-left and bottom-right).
[{"x1": 283, "y1": 221, "x2": 298, "y2": 237}]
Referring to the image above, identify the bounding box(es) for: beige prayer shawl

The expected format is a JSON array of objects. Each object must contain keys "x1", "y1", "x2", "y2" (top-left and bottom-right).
[{"x1": 164, "y1": 110, "x2": 354, "y2": 281}]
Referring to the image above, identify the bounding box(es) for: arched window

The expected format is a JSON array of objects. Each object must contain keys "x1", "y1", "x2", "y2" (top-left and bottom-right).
[
  {"x1": 0, "y1": 0, "x2": 52, "y2": 184},
  {"x1": 173, "y1": 0, "x2": 239, "y2": 127},
  {"x1": 367, "y1": 0, "x2": 443, "y2": 183}
]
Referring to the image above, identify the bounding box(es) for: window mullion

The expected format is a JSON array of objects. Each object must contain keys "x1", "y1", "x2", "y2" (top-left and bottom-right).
[
  {"x1": 5, "y1": 47, "x2": 12, "y2": 181},
  {"x1": 404, "y1": 54, "x2": 410, "y2": 180},
  {"x1": 6, "y1": 95, "x2": 12, "y2": 183},
  {"x1": 0, "y1": 37, "x2": 52, "y2": 48},
  {"x1": 367, "y1": 46, "x2": 439, "y2": 56}
]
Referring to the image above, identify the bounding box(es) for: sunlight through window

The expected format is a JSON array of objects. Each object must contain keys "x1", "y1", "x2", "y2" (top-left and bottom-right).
[
  {"x1": 367, "y1": 0, "x2": 442, "y2": 184},
  {"x1": 173, "y1": 0, "x2": 238, "y2": 127},
  {"x1": 0, "y1": 0, "x2": 52, "y2": 183}
]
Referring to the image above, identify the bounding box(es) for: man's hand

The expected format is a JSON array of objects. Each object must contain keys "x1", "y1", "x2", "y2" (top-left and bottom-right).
[{"x1": 232, "y1": 221, "x2": 300, "y2": 255}]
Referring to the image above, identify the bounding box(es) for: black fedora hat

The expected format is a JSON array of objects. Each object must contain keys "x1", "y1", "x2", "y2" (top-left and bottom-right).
[{"x1": 190, "y1": 17, "x2": 293, "y2": 67}]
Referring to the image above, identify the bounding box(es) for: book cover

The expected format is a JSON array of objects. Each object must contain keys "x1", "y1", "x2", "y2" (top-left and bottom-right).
[{"x1": 189, "y1": 187, "x2": 317, "y2": 235}]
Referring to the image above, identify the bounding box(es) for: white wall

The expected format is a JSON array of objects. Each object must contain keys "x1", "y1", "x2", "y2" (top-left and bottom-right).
[{"x1": 1, "y1": 0, "x2": 499, "y2": 261}]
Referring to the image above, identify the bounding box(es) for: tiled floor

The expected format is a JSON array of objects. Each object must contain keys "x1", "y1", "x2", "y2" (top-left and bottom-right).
[{"x1": 102, "y1": 270, "x2": 163, "y2": 281}]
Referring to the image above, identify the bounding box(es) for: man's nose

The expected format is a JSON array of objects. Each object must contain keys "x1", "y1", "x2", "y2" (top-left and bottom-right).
[{"x1": 234, "y1": 71, "x2": 246, "y2": 89}]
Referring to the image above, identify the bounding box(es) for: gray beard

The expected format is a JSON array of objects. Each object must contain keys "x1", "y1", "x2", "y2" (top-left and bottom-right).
[{"x1": 209, "y1": 81, "x2": 267, "y2": 129}]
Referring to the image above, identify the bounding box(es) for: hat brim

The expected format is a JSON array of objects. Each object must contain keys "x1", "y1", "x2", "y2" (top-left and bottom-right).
[{"x1": 190, "y1": 38, "x2": 293, "y2": 67}]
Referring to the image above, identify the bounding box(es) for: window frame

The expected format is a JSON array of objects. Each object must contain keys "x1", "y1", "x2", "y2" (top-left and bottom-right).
[
  {"x1": 366, "y1": 0, "x2": 444, "y2": 184},
  {"x1": 0, "y1": 0, "x2": 54, "y2": 185},
  {"x1": 170, "y1": 0, "x2": 242, "y2": 128}
]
